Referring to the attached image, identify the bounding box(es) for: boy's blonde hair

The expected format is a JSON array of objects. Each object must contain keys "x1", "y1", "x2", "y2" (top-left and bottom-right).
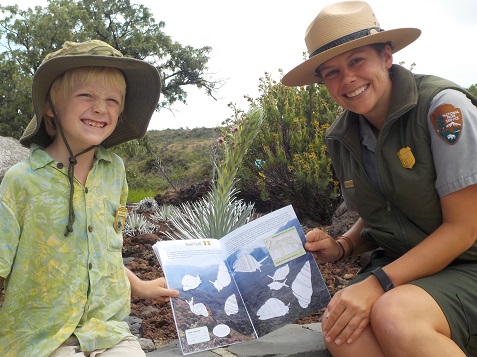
[{"x1": 44, "y1": 66, "x2": 126, "y2": 139}]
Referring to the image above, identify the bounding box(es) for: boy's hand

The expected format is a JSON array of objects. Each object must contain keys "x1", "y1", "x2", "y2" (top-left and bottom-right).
[
  {"x1": 139, "y1": 277, "x2": 180, "y2": 303},
  {"x1": 126, "y1": 267, "x2": 179, "y2": 302}
]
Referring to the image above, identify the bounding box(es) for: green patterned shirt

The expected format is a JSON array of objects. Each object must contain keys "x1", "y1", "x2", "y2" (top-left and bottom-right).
[{"x1": 0, "y1": 144, "x2": 132, "y2": 356}]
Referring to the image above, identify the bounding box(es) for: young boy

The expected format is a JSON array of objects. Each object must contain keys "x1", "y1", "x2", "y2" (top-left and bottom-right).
[{"x1": 0, "y1": 40, "x2": 179, "y2": 357}]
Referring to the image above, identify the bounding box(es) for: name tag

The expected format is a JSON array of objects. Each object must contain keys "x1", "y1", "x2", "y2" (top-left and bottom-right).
[{"x1": 344, "y1": 180, "x2": 354, "y2": 189}]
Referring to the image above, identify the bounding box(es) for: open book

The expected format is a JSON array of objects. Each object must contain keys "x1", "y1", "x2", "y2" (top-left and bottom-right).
[{"x1": 152, "y1": 205, "x2": 331, "y2": 355}]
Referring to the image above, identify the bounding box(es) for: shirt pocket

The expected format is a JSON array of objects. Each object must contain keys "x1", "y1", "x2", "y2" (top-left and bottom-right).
[{"x1": 103, "y1": 198, "x2": 124, "y2": 252}]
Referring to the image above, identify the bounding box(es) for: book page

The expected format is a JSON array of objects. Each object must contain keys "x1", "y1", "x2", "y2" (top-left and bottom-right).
[
  {"x1": 221, "y1": 205, "x2": 331, "y2": 337},
  {"x1": 153, "y1": 239, "x2": 257, "y2": 355}
]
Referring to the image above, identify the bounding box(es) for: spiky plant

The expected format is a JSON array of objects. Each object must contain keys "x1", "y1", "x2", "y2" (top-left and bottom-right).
[
  {"x1": 164, "y1": 107, "x2": 264, "y2": 239},
  {"x1": 151, "y1": 204, "x2": 175, "y2": 222},
  {"x1": 124, "y1": 211, "x2": 156, "y2": 237}
]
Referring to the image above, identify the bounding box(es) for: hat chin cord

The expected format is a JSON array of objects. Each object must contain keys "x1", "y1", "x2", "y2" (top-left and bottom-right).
[{"x1": 47, "y1": 94, "x2": 97, "y2": 236}]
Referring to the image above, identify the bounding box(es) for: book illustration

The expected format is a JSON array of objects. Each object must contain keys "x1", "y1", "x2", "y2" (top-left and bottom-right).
[
  {"x1": 267, "y1": 264, "x2": 290, "y2": 290},
  {"x1": 267, "y1": 278, "x2": 289, "y2": 291},
  {"x1": 209, "y1": 260, "x2": 231, "y2": 291},
  {"x1": 224, "y1": 294, "x2": 239, "y2": 316},
  {"x1": 264, "y1": 226, "x2": 306, "y2": 267},
  {"x1": 186, "y1": 297, "x2": 209, "y2": 317},
  {"x1": 212, "y1": 324, "x2": 231, "y2": 338},
  {"x1": 256, "y1": 298, "x2": 290, "y2": 320},
  {"x1": 267, "y1": 264, "x2": 290, "y2": 281},
  {"x1": 182, "y1": 274, "x2": 202, "y2": 291},
  {"x1": 291, "y1": 261, "x2": 313, "y2": 308},
  {"x1": 233, "y1": 254, "x2": 268, "y2": 272}
]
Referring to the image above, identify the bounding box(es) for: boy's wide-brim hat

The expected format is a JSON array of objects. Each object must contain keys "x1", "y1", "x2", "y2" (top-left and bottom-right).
[
  {"x1": 281, "y1": 1, "x2": 421, "y2": 86},
  {"x1": 20, "y1": 40, "x2": 161, "y2": 148}
]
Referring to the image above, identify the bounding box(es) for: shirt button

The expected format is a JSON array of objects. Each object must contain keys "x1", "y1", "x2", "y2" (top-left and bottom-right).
[
  {"x1": 88, "y1": 263, "x2": 93, "y2": 270},
  {"x1": 85, "y1": 187, "x2": 89, "y2": 194},
  {"x1": 88, "y1": 225, "x2": 93, "y2": 232},
  {"x1": 57, "y1": 162, "x2": 64, "y2": 169}
]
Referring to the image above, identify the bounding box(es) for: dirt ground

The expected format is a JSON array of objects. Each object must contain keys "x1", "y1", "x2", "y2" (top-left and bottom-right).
[{"x1": 123, "y1": 223, "x2": 361, "y2": 348}]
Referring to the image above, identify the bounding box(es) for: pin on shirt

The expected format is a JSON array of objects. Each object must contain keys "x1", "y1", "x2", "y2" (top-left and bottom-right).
[
  {"x1": 397, "y1": 146, "x2": 415, "y2": 169},
  {"x1": 114, "y1": 206, "x2": 128, "y2": 233}
]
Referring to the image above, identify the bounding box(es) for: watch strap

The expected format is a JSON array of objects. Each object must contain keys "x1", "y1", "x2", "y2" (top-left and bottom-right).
[{"x1": 371, "y1": 267, "x2": 394, "y2": 292}]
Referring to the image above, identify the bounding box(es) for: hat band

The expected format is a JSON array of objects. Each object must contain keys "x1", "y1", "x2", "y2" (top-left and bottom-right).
[{"x1": 309, "y1": 27, "x2": 384, "y2": 58}]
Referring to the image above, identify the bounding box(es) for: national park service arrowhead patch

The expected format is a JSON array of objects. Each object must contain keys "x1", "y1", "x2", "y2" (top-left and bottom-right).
[{"x1": 430, "y1": 104, "x2": 462, "y2": 144}]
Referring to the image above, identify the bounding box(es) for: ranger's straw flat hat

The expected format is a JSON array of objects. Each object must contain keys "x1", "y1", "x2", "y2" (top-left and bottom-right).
[
  {"x1": 20, "y1": 39, "x2": 161, "y2": 148},
  {"x1": 282, "y1": 1, "x2": 421, "y2": 86}
]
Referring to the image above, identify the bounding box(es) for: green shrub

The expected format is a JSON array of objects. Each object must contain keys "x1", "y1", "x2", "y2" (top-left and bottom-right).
[{"x1": 238, "y1": 72, "x2": 342, "y2": 225}]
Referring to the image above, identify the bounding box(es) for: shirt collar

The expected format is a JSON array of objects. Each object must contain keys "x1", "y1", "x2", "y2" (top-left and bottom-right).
[
  {"x1": 29, "y1": 143, "x2": 113, "y2": 170},
  {"x1": 359, "y1": 115, "x2": 377, "y2": 153}
]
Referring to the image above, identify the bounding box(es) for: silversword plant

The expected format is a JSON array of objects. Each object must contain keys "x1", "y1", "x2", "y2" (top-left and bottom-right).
[{"x1": 124, "y1": 211, "x2": 156, "y2": 237}]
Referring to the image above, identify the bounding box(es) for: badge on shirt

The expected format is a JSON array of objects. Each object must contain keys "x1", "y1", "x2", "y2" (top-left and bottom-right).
[
  {"x1": 430, "y1": 104, "x2": 463, "y2": 145},
  {"x1": 397, "y1": 147, "x2": 415, "y2": 169},
  {"x1": 114, "y1": 205, "x2": 128, "y2": 233}
]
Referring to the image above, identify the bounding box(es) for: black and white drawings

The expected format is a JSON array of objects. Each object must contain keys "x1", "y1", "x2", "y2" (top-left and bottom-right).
[{"x1": 210, "y1": 260, "x2": 231, "y2": 291}]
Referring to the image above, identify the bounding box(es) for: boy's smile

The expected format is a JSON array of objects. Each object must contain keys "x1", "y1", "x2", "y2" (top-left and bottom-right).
[{"x1": 82, "y1": 119, "x2": 106, "y2": 128}]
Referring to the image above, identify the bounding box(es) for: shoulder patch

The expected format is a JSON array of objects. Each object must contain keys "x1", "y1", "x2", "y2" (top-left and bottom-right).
[{"x1": 430, "y1": 104, "x2": 462, "y2": 144}]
